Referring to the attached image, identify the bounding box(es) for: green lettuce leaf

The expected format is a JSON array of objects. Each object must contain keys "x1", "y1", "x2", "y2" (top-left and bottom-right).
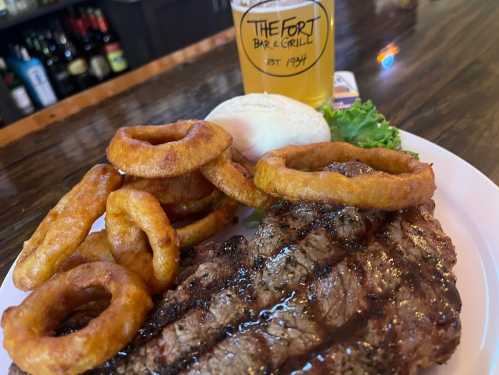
[{"x1": 322, "y1": 100, "x2": 402, "y2": 150}]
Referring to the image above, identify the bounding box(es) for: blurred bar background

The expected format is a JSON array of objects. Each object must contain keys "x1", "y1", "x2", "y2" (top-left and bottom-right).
[{"x1": 0, "y1": 0, "x2": 234, "y2": 126}]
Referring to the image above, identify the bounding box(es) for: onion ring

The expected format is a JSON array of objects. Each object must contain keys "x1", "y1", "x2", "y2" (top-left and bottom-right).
[
  {"x1": 201, "y1": 148, "x2": 272, "y2": 208},
  {"x1": 2, "y1": 262, "x2": 152, "y2": 375},
  {"x1": 56, "y1": 231, "x2": 114, "y2": 273},
  {"x1": 13, "y1": 164, "x2": 123, "y2": 291},
  {"x1": 231, "y1": 147, "x2": 255, "y2": 176},
  {"x1": 107, "y1": 120, "x2": 232, "y2": 178},
  {"x1": 254, "y1": 142, "x2": 436, "y2": 210},
  {"x1": 164, "y1": 189, "x2": 224, "y2": 220},
  {"x1": 123, "y1": 170, "x2": 214, "y2": 205},
  {"x1": 176, "y1": 195, "x2": 239, "y2": 248},
  {"x1": 106, "y1": 189, "x2": 180, "y2": 293}
]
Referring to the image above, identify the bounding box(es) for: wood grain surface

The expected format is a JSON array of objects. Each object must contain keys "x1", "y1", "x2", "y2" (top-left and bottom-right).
[{"x1": 1, "y1": 0, "x2": 499, "y2": 281}]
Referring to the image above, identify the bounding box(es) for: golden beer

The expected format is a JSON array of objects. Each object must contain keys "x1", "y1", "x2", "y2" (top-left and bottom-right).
[{"x1": 231, "y1": 0, "x2": 335, "y2": 108}]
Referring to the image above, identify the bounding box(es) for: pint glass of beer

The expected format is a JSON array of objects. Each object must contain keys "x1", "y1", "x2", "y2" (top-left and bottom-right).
[{"x1": 231, "y1": 0, "x2": 335, "y2": 108}]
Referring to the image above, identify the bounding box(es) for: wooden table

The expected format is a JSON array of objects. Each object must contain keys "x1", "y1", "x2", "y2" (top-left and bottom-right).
[{"x1": 1, "y1": 0, "x2": 498, "y2": 281}]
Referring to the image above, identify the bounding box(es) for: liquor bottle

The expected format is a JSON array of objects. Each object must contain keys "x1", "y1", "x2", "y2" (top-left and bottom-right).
[
  {"x1": 54, "y1": 31, "x2": 96, "y2": 90},
  {"x1": 7, "y1": 47, "x2": 57, "y2": 108},
  {"x1": 71, "y1": 9, "x2": 111, "y2": 82},
  {"x1": 37, "y1": 35, "x2": 77, "y2": 98},
  {"x1": 94, "y1": 8, "x2": 128, "y2": 74},
  {"x1": 86, "y1": 7, "x2": 102, "y2": 44},
  {"x1": 0, "y1": 0, "x2": 8, "y2": 17},
  {"x1": 0, "y1": 57, "x2": 35, "y2": 115}
]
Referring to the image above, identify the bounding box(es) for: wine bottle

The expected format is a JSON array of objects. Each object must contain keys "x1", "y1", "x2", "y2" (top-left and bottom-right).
[
  {"x1": 37, "y1": 35, "x2": 77, "y2": 98},
  {"x1": 95, "y1": 8, "x2": 128, "y2": 73},
  {"x1": 72, "y1": 9, "x2": 111, "y2": 82},
  {"x1": 86, "y1": 7, "x2": 103, "y2": 45},
  {"x1": 54, "y1": 31, "x2": 96, "y2": 90},
  {"x1": 0, "y1": 57, "x2": 35, "y2": 115}
]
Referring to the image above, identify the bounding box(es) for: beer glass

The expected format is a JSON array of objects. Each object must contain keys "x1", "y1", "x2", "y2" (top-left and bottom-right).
[{"x1": 231, "y1": 0, "x2": 335, "y2": 108}]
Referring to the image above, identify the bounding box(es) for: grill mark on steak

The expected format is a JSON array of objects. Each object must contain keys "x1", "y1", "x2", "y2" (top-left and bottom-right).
[
  {"x1": 183, "y1": 256, "x2": 373, "y2": 374},
  {"x1": 288, "y1": 280, "x2": 460, "y2": 374},
  {"x1": 137, "y1": 237, "x2": 250, "y2": 344}
]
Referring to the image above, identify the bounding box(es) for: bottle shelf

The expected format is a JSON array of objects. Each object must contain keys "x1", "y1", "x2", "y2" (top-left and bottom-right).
[{"x1": 0, "y1": 0, "x2": 85, "y2": 31}]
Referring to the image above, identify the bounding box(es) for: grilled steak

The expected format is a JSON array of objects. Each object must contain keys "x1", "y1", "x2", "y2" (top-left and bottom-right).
[{"x1": 9, "y1": 163, "x2": 461, "y2": 375}]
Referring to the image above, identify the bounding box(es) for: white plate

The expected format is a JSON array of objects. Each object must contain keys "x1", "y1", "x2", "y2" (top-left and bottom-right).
[{"x1": 0, "y1": 130, "x2": 498, "y2": 374}]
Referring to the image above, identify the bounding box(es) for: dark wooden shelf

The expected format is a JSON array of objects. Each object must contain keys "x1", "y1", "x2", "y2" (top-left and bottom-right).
[{"x1": 0, "y1": 0, "x2": 85, "y2": 31}]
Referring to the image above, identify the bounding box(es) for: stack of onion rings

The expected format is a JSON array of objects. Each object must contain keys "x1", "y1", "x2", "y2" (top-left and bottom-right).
[
  {"x1": 107, "y1": 120, "x2": 232, "y2": 178},
  {"x1": 254, "y1": 142, "x2": 436, "y2": 210},
  {"x1": 2, "y1": 262, "x2": 152, "y2": 375},
  {"x1": 201, "y1": 148, "x2": 272, "y2": 208},
  {"x1": 13, "y1": 164, "x2": 123, "y2": 291},
  {"x1": 106, "y1": 189, "x2": 180, "y2": 293}
]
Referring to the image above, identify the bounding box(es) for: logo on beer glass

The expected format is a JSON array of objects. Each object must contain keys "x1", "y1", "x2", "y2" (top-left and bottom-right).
[{"x1": 239, "y1": 0, "x2": 330, "y2": 77}]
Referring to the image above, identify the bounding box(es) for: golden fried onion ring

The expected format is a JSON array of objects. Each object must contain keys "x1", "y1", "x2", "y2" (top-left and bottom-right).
[
  {"x1": 13, "y1": 164, "x2": 123, "y2": 291},
  {"x1": 231, "y1": 147, "x2": 255, "y2": 176},
  {"x1": 107, "y1": 120, "x2": 232, "y2": 178},
  {"x1": 123, "y1": 170, "x2": 214, "y2": 205},
  {"x1": 201, "y1": 148, "x2": 272, "y2": 208},
  {"x1": 2, "y1": 262, "x2": 152, "y2": 375},
  {"x1": 56, "y1": 231, "x2": 114, "y2": 273},
  {"x1": 106, "y1": 189, "x2": 180, "y2": 293},
  {"x1": 176, "y1": 195, "x2": 239, "y2": 248},
  {"x1": 254, "y1": 142, "x2": 436, "y2": 210},
  {"x1": 164, "y1": 189, "x2": 223, "y2": 220}
]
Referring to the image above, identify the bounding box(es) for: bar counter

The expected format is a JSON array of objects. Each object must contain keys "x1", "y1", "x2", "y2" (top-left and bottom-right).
[{"x1": 1, "y1": 0, "x2": 499, "y2": 280}]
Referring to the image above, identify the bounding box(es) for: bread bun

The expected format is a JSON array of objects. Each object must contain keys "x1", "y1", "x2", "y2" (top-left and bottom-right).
[{"x1": 206, "y1": 93, "x2": 331, "y2": 161}]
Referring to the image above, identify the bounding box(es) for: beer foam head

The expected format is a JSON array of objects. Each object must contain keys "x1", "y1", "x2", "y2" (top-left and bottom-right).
[
  {"x1": 232, "y1": 0, "x2": 309, "y2": 12},
  {"x1": 206, "y1": 93, "x2": 331, "y2": 161}
]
